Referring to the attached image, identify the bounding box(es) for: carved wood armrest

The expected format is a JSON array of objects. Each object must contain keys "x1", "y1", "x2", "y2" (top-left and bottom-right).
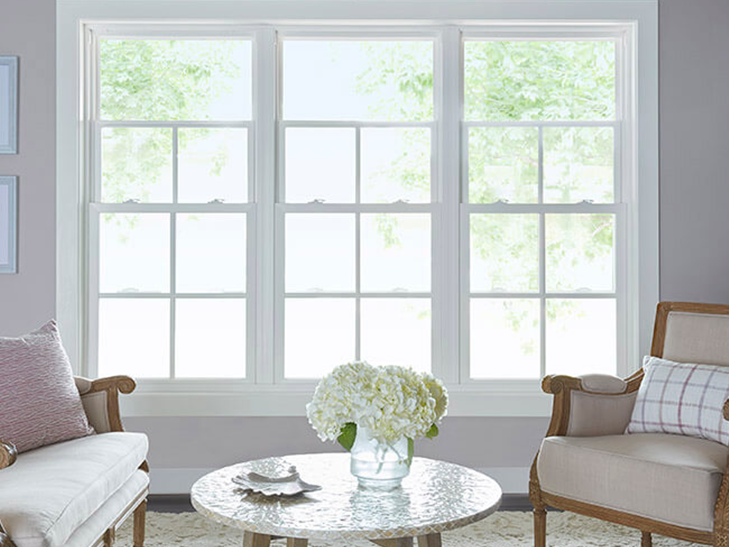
[
  {"x1": 723, "y1": 400, "x2": 729, "y2": 421},
  {"x1": 87, "y1": 376, "x2": 136, "y2": 396},
  {"x1": 76, "y1": 375, "x2": 136, "y2": 433},
  {"x1": 542, "y1": 370, "x2": 644, "y2": 437},
  {"x1": 0, "y1": 440, "x2": 17, "y2": 470}
]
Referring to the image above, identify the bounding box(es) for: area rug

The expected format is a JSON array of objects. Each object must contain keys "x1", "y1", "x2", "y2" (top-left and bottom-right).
[{"x1": 116, "y1": 511, "x2": 700, "y2": 547}]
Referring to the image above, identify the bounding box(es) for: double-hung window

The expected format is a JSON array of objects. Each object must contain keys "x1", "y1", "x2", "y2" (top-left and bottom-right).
[
  {"x1": 79, "y1": 21, "x2": 643, "y2": 411},
  {"x1": 277, "y1": 36, "x2": 436, "y2": 379},
  {"x1": 462, "y1": 34, "x2": 624, "y2": 381},
  {"x1": 91, "y1": 35, "x2": 255, "y2": 380}
]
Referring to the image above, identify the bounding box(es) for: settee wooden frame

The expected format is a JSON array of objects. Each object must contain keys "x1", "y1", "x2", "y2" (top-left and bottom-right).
[
  {"x1": 0, "y1": 375, "x2": 148, "y2": 547},
  {"x1": 530, "y1": 302, "x2": 729, "y2": 547}
]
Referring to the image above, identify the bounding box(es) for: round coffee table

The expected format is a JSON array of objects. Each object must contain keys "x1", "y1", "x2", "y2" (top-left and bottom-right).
[{"x1": 191, "y1": 453, "x2": 502, "y2": 547}]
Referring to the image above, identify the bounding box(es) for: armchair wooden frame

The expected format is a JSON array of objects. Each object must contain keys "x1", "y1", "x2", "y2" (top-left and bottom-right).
[
  {"x1": 0, "y1": 376, "x2": 148, "y2": 547},
  {"x1": 530, "y1": 302, "x2": 729, "y2": 547}
]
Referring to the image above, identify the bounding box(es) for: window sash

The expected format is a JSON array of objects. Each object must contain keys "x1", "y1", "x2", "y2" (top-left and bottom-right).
[
  {"x1": 87, "y1": 30, "x2": 259, "y2": 380},
  {"x1": 83, "y1": 23, "x2": 634, "y2": 388},
  {"x1": 274, "y1": 35, "x2": 441, "y2": 381}
]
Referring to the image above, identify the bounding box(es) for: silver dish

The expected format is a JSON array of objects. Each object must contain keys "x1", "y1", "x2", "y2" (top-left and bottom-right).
[{"x1": 231, "y1": 462, "x2": 322, "y2": 497}]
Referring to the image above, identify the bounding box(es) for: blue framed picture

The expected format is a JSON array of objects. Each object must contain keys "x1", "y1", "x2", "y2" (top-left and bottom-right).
[
  {"x1": 0, "y1": 176, "x2": 17, "y2": 274},
  {"x1": 0, "y1": 56, "x2": 18, "y2": 155}
]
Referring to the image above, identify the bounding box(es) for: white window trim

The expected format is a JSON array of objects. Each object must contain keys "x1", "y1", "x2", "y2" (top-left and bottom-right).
[{"x1": 57, "y1": 0, "x2": 658, "y2": 418}]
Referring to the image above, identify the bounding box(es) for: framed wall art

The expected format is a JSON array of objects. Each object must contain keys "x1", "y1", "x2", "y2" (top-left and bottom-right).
[
  {"x1": 0, "y1": 56, "x2": 18, "y2": 154},
  {"x1": 0, "y1": 176, "x2": 17, "y2": 273}
]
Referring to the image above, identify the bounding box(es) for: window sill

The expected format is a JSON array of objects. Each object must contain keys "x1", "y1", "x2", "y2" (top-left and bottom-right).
[{"x1": 119, "y1": 382, "x2": 553, "y2": 417}]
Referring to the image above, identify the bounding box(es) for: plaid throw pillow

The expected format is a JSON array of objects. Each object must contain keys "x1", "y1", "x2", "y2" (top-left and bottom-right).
[{"x1": 626, "y1": 356, "x2": 729, "y2": 445}]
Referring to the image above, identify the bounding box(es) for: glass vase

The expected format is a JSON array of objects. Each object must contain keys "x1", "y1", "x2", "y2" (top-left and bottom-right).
[{"x1": 350, "y1": 426, "x2": 410, "y2": 490}]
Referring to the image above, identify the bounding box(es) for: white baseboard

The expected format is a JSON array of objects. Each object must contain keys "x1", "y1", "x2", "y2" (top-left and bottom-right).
[{"x1": 150, "y1": 466, "x2": 530, "y2": 495}]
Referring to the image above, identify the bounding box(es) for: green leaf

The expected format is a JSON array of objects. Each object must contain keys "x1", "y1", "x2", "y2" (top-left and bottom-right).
[
  {"x1": 407, "y1": 438, "x2": 414, "y2": 466},
  {"x1": 337, "y1": 422, "x2": 357, "y2": 452},
  {"x1": 425, "y1": 423, "x2": 439, "y2": 439}
]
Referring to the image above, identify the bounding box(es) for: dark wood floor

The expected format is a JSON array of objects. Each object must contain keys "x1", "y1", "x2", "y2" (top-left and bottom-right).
[{"x1": 147, "y1": 493, "x2": 533, "y2": 513}]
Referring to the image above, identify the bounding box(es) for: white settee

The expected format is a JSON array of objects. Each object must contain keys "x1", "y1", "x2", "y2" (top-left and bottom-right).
[{"x1": 0, "y1": 376, "x2": 148, "y2": 547}]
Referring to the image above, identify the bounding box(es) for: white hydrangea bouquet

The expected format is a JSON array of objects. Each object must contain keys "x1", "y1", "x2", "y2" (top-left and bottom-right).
[{"x1": 306, "y1": 362, "x2": 448, "y2": 489}]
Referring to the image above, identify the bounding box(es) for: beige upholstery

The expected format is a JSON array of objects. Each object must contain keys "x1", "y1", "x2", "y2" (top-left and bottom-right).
[
  {"x1": 566, "y1": 390, "x2": 638, "y2": 437},
  {"x1": 556, "y1": 374, "x2": 637, "y2": 437},
  {"x1": 74, "y1": 376, "x2": 113, "y2": 433},
  {"x1": 580, "y1": 374, "x2": 627, "y2": 394},
  {"x1": 73, "y1": 377, "x2": 93, "y2": 395},
  {"x1": 538, "y1": 433, "x2": 728, "y2": 531},
  {"x1": 663, "y1": 311, "x2": 729, "y2": 366},
  {"x1": 80, "y1": 392, "x2": 111, "y2": 434}
]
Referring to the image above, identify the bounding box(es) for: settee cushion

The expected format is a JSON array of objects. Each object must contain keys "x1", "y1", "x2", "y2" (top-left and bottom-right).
[
  {"x1": 0, "y1": 432, "x2": 148, "y2": 547},
  {"x1": 64, "y1": 470, "x2": 149, "y2": 547},
  {"x1": 0, "y1": 321, "x2": 94, "y2": 452},
  {"x1": 537, "y1": 433, "x2": 727, "y2": 531}
]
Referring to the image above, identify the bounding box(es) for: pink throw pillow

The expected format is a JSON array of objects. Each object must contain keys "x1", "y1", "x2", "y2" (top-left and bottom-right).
[{"x1": 0, "y1": 321, "x2": 94, "y2": 452}]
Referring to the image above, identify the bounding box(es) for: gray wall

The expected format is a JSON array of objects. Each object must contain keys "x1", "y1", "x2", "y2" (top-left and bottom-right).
[
  {"x1": 0, "y1": 0, "x2": 56, "y2": 336},
  {"x1": 3, "y1": 0, "x2": 729, "y2": 493},
  {"x1": 124, "y1": 416, "x2": 548, "y2": 471},
  {"x1": 659, "y1": 0, "x2": 729, "y2": 303}
]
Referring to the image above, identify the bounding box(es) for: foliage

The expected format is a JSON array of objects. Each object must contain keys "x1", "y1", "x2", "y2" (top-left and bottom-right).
[
  {"x1": 463, "y1": 41, "x2": 615, "y2": 121},
  {"x1": 100, "y1": 39, "x2": 244, "y2": 122},
  {"x1": 99, "y1": 37, "x2": 618, "y2": 376},
  {"x1": 358, "y1": 40, "x2": 617, "y2": 371},
  {"x1": 99, "y1": 39, "x2": 245, "y2": 204},
  {"x1": 355, "y1": 42, "x2": 434, "y2": 122},
  {"x1": 337, "y1": 422, "x2": 358, "y2": 451}
]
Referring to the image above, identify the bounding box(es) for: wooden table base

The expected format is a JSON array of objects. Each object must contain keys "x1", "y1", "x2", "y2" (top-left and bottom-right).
[{"x1": 242, "y1": 531, "x2": 443, "y2": 547}]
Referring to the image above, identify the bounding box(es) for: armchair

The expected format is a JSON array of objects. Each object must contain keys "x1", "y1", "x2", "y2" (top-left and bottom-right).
[
  {"x1": 530, "y1": 302, "x2": 729, "y2": 547},
  {"x1": 0, "y1": 376, "x2": 148, "y2": 547}
]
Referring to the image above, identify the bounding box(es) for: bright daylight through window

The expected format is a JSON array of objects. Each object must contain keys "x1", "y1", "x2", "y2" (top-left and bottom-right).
[{"x1": 87, "y1": 27, "x2": 628, "y2": 387}]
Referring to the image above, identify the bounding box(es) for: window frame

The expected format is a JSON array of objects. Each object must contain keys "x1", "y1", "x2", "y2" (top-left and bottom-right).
[
  {"x1": 57, "y1": 0, "x2": 658, "y2": 418},
  {"x1": 274, "y1": 30, "x2": 441, "y2": 383},
  {"x1": 85, "y1": 27, "x2": 260, "y2": 384},
  {"x1": 458, "y1": 26, "x2": 631, "y2": 385}
]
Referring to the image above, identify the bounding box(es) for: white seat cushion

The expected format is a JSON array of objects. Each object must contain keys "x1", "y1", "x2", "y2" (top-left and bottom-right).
[
  {"x1": 0, "y1": 432, "x2": 148, "y2": 547},
  {"x1": 64, "y1": 470, "x2": 149, "y2": 547},
  {"x1": 537, "y1": 433, "x2": 727, "y2": 531}
]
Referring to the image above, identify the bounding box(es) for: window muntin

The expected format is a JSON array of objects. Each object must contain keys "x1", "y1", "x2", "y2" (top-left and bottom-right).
[
  {"x1": 279, "y1": 37, "x2": 435, "y2": 379},
  {"x1": 463, "y1": 37, "x2": 620, "y2": 380},
  {"x1": 93, "y1": 37, "x2": 253, "y2": 380}
]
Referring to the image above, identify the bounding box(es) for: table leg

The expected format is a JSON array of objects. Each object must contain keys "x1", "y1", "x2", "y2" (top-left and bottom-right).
[
  {"x1": 287, "y1": 539, "x2": 308, "y2": 547},
  {"x1": 243, "y1": 532, "x2": 271, "y2": 547},
  {"x1": 417, "y1": 534, "x2": 442, "y2": 547},
  {"x1": 370, "y1": 539, "x2": 414, "y2": 547}
]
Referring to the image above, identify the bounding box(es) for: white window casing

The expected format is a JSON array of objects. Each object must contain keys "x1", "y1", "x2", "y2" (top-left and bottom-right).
[{"x1": 56, "y1": 0, "x2": 659, "y2": 417}]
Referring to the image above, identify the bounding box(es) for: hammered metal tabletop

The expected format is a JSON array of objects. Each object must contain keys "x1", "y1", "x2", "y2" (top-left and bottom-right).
[{"x1": 191, "y1": 453, "x2": 502, "y2": 541}]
